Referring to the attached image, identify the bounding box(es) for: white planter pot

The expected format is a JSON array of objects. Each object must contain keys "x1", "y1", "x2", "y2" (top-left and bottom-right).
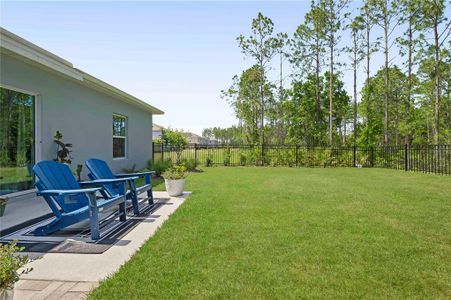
[
  {"x1": 164, "y1": 179, "x2": 185, "y2": 197},
  {"x1": 0, "y1": 289, "x2": 14, "y2": 300}
]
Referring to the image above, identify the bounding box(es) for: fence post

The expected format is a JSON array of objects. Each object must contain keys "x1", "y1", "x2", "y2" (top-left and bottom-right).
[
  {"x1": 152, "y1": 142, "x2": 154, "y2": 162},
  {"x1": 353, "y1": 145, "x2": 357, "y2": 168},
  {"x1": 295, "y1": 145, "x2": 299, "y2": 167},
  {"x1": 194, "y1": 143, "x2": 197, "y2": 162},
  {"x1": 405, "y1": 143, "x2": 408, "y2": 171},
  {"x1": 161, "y1": 143, "x2": 164, "y2": 161},
  {"x1": 261, "y1": 144, "x2": 265, "y2": 166},
  {"x1": 370, "y1": 147, "x2": 374, "y2": 168}
]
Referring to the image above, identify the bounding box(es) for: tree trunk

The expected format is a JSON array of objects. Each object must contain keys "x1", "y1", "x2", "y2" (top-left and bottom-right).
[
  {"x1": 315, "y1": 36, "x2": 321, "y2": 129},
  {"x1": 353, "y1": 29, "x2": 358, "y2": 145},
  {"x1": 383, "y1": 5, "x2": 390, "y2": 146},
  {"x1": 405, "y1": 13, "x2": 413, "y2": 146},
  {"x1": 343, "y1": 119, "x2": 347, "y2": 144},
  {"x1": 447, "y1": 79, "x2": 451, "y2": 133},
  {"x1": 329, "y1": 32, "x2": 334, "y2": 146},
  {"x1": 365, "y1": 14, "x2": 371, "y2": 145},
  {"x1": 279, "y1": 51, "x2": 285, "y2": 144},
  {"x1": 433, "y1": 19, "x2": 440, "y2": 144},
  {"x1": 260, "y1": 69, "x2": 265, "y2": 147},
  {"x1": 395, "y1": 89, "x2": 399, "y2": 145}
]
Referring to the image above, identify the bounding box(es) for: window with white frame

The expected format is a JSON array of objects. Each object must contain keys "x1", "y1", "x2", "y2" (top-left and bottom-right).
[{"x1": 113, "y1": 114, "x2": 127, "y2": 158}]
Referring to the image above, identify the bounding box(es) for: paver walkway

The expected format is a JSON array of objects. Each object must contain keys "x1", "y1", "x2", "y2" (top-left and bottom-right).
[
  {"x1": 14, "y1": 280, "x2": 98, "y2": 300},
  {"x1": 11, "y1": 191, "x2": 189, "y2": 299}
]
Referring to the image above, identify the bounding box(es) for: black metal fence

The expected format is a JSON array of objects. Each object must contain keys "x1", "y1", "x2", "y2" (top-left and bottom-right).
[{"x1": 152, "y1": 143, "x2": 451, "y2": 175}]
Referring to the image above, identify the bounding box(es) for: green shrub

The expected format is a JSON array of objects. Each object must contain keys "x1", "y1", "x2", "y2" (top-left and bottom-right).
[
  {"x1": 15, "y1": 151, "x2": 27, "y2": 167},
  {"x1": 205, "y1": 156, "x2": 213, "y2": 167},
  {"x1": 247, "y1": 147, "x2": 262, "y2": 165},
  {"x1": 181, "y1": 158, "x2": 199, "y2": 172},
  {"x1": 0, "y1": 242, "x2": 30, "y2": 290},
  {"x1": 0, "y1": 150, "x2": 11, "y2": 167},
  {"x1": 162, "y1": 165, "x2": 186, "y2": 180},
  {"x1": 148, "y1": 159, "x2": 172, "y2": 177},
  {"x1": 267, "y1": 149, "x2": 295, "y2": 167},
  {"x1": 322, "y1": 149, "x2": 333, "y2": 167},
  {"x1": 239, "y1": 153, "x2": 247, "y2": 166},
  {"x1": 223, "y1": 148, "x2": 231, "y2": 166}
]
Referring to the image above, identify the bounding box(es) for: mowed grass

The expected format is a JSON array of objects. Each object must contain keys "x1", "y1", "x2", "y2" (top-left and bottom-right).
[{"x1": 90, "y1": 167, "x2": 451, "y2": 299}]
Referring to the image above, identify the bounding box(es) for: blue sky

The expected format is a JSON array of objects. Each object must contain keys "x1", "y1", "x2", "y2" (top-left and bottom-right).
[{"x1": 1, "y1": 1, "x2": 438, "y2": 135}]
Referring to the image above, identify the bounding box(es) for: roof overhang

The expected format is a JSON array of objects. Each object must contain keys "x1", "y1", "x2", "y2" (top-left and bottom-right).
[{"x1": 0, "y1": 27, "x2": 164, "y2": 115}]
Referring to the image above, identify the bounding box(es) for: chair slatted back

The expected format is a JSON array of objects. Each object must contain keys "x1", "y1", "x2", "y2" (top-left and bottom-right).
[
  {"x1": 33, "y1": 161, "x2": 88, "y2": 212},
  {"x1": 86, "y1": 158, "x2": 118, "y2": 196}
]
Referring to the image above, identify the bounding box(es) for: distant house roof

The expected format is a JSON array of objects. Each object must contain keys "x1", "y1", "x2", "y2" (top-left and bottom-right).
[
  {"x1": 183, "y1": 132, "x2": 216, "y2": 144},
  {"x1": 0, "y1": 27, "x2": 164, "y2": 115},
  {"x1": 153, "y1": 123, "x2": 164, "y2": 131},
  {"x1": 151, "y1": 126, "x2": 216, "y2": 144},
  {"x1": 184, "y1": 132, "x2": 203, "y2": 139}
]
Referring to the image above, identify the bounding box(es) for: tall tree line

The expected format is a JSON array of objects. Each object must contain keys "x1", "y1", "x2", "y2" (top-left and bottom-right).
[{"x1": 218, "y1": 1, "x2": 450, "y2": 147}]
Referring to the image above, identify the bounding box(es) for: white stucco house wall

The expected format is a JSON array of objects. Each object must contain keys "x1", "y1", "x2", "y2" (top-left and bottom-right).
[{"x1": 0, "y1": 28, "x2": 163, "y2": 195}]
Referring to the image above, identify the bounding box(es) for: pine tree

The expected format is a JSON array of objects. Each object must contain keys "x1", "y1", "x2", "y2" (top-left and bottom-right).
[
  {"x1": 368, "y1": 0, "x2": 399, "y2": 145},
  {"x1": 345, "y1": 15, "x2": 365, "y2": 145},
  {"x1": 320, "y1": 0, "x2": 350, "y2": 146},
  {"x1": 290, "y1": 0, "x2": 327, "y2": 141},
  {"x1": 237, "y1": 13, "x2": 279, "y2": 148}
]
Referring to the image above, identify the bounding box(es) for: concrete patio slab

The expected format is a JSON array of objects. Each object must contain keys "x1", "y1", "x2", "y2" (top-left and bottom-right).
[
  {"x1": 0, "y1": 190, "x2": 51, "y2": 235},
  {"x1": 12, "y1": 191, "x2": 189, "y2": 299}
]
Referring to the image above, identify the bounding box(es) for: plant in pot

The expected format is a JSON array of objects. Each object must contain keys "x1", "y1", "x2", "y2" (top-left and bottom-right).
[
  {"x1": 0, "y1": 197, "x2": 8, "y2": 217},
  {"x1": 0, "y1": 242, "x2": 30, "y2": 300},
  {"x1": 75, "y1": 164, "x2": 83, "y2": 182},
  {"x1": 53, "y1": 130, "x2": 72, "y2": 164},
  {"x1": 162, "y1": 165, "x2": 186, "y2": 197}
]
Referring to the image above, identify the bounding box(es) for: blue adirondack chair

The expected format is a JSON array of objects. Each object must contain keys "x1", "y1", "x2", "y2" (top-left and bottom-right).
[
  {"x1": 33, "y1": 160, "x2": 130, "y2": 240},
  {"x1": 85, "y1": 158, "x2": 154, "y2": 215}
]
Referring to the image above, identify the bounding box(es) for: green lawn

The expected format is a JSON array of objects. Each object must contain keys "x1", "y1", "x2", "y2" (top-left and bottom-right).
[{"x1": 90, "y1": 167, "x2": 451, "y2": 299}]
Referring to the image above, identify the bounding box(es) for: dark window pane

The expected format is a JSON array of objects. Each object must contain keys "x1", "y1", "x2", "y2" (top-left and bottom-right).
[
  {"x1": 113, "y1": 138, "x2": 126, "y2": 158},
  {"x1": 113, "y1": 115, "x2": 126, "y2": 137}
]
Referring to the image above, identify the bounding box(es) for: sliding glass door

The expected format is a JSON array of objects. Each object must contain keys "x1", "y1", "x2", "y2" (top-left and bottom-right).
[{"x1": 0, "y1": 87, "x2": 35, "y2": 195}]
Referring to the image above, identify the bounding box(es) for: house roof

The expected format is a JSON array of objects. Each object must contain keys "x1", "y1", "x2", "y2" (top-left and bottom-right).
[
  {"x1": 0, "y1": 27, "x2": 164, "y2": 115},
  {"x1": 152, "y1": 123, "x2": 164, "y2": 131},
  {"x1": 184, "y1": 132, "x2": 203, "y2": 139}
]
